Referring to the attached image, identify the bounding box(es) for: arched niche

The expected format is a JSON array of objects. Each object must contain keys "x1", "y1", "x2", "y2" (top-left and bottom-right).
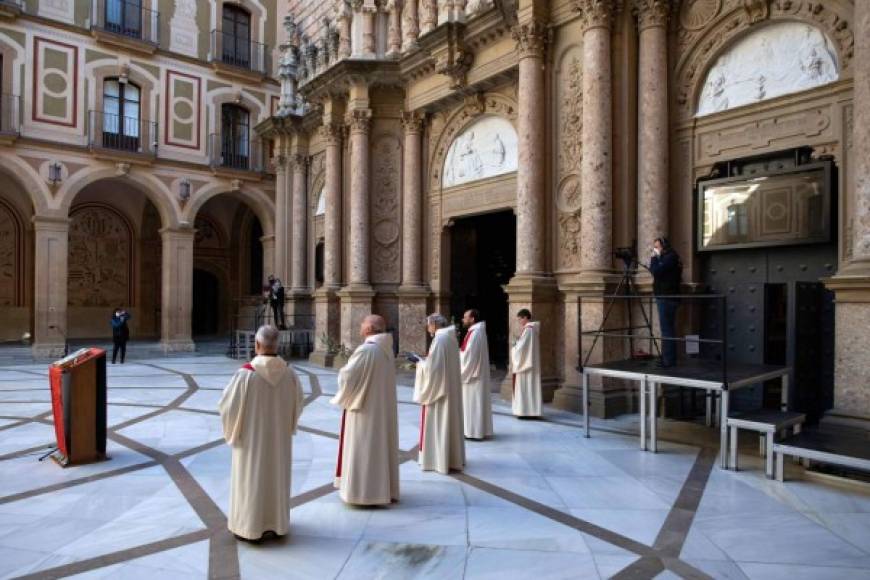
[
  {"x1": 441, "y1": 115, "x2": 518, "y2": 189},
  {"x1": 696, "y1": 22, "x2": 839, "y2": 117}
]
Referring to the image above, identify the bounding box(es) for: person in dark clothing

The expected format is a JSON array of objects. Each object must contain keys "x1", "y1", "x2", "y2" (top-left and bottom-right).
[
  {"x1": 111, "y1": 308, "x2": 131, "y2": 364},
  {"x1": 649, "y1": 238, "x2": 682, "y2": 368},
  {"x1": 267, "y1": 275, "x2": 286, "y2": 330}
]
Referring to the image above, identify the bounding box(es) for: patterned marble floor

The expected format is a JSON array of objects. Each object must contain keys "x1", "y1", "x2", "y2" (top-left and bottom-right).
[{"x1": 0, "y1": 356, "x2": 868, "y2": 580}]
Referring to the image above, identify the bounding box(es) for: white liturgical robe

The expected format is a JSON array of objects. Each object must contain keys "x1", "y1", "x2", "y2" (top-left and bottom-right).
[
  {"x1": 331, "y1": 332, "x2": 400, "y2": 505},
  {"x1": 218, "y1": 355, "x2": 304, "y2": 540},
  {"x1": 511, "y1": 321, "x2": 542, "y2": 417},
  {"x1": 415, "y1": 326, "x2": 465, "y2": 474},
  {"x1": 460, "y1": 321, "x2": 493, "y2": 439}
]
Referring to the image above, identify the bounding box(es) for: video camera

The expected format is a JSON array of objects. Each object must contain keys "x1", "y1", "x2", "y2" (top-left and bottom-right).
[{"x1": 614, "y1": 246, "x2": 636, "y2": 269}]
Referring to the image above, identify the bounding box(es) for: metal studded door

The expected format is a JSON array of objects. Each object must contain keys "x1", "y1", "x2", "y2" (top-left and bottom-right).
[{"x1": 793, "y1": 282, "x2": 835, "y2": 423}]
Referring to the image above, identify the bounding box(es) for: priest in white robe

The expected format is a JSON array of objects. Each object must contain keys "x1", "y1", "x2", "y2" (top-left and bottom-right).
[
  {"x1": 414, "y1": 314, "x2": 465, "y2": 474},
  {"x1": 511, "y1": 309, "x2": 542, "y2": 418},
  {"x1": 218, "y1": 325, "x2": 304, "y2": 542},
  {"x1": 331, "y1": 315, "x2": 400, "y2": 505},
  {"x1": 460, "y1": 309, "x2": 493, "y2": 440}
]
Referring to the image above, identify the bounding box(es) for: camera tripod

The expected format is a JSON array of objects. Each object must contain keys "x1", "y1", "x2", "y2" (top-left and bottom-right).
[{"x1": 580, "y1": 253, "x2": 661, "y2": 369}]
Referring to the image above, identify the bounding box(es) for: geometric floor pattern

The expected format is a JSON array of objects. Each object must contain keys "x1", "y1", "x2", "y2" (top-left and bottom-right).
[{"x1": 1, "y1": 356, "x2": 869, "y2": 579}]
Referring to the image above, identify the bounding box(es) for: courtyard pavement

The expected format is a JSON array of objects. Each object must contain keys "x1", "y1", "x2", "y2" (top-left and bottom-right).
[{"x1": 0, "y1": 355, "x2": 869, "y2": 579}]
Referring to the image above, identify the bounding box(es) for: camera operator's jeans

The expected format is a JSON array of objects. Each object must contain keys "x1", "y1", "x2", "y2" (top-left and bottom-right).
[{"x1": 656, "y1": 298, "x2": 679, "y2": 366}]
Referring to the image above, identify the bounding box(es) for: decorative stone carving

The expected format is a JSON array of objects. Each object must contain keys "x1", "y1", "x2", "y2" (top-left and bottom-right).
[
  {"x1": 574, "y1": 0, "x2": 613, "y2": 30},
  {"x1": 170, "y1": 0, "x2": 198, "y2": 57},
  {"x1": 442, "y1": 116, "x2": 518, "y2": 188},
  {"x1": 433, "y1": 28, "x2": 474, "y2": 90},
  {"x1": 320, "y1": 122, "x2": 344, "y2": 145},
  {"x1": 0, "y1": 203, "x2": 19, "y2": 307},
  {"x1": 68, "y1": 206, "x2": 131, "y2": 307},
  {"x1": 429, "y1": 95, "x2": 517, "y2": 191},
  {"x1": 371, "y1": 136, "x2": 401, "y2": 284},
  {"x1": 557, "y1": 52, "x2": 583, "y2": 271},
  {"x1": 511, "y1": 21, "x2": 549, "y2": 59},
  {"x1": 679, "y1": 0, "x2": 721, "y2": 31},
  {"x1": 401, "y1": 110, "x2": 425, "y2": 134},
  {"x1": 697, "y1": 22, "x2": 838, "y2": 116},
  {"x1": 466, "y1": 0, "x2": 494, "y2": 18},
  {"x1": 347, "y1": 109, "x2": 372, "y2": 135},
  {"x1": 741, "y1": 0, "x2": 769, "y2": 24},
  {"x1": 420, "y1": 0, "x2": 437, "y2": 34},
  {"x1": 633, "y1": 0, "x2": 669, "y2": 30},
  {"x1": 194, "y1": 215, "x2": 223, "y2": 249}
]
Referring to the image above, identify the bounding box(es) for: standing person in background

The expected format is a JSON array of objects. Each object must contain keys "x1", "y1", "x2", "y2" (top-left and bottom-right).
[
  {"x1": 111, "y1": 307, "x2": 131, "y2": 364},
  {"x1": 649, "y1": 237, "x2": 683, "y2": 369},
  {"x1": 460, "y1": 309, "x2": 493, "y2": 440},
  {"x1": 267, "y1": 275, "x2": 286, "y2": 330},
  {"x1": 511, "y1": 309, "x2": 542, "y2": 418}
]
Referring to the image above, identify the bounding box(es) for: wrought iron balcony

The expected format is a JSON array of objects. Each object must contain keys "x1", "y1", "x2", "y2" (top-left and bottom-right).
[
  {"x1": 210, "y1": 30, "x2": 270, "y2": 78},
  {"x1": 88, "y1": 110, "x2": 157, "y2": 159},
  {"x1": 0, "y1": 93, "x2": 20, "y2": 139},
  {"x1": 208, "y1": 132, "x2": 265, "y2": 174},
  {"x1": 91, "y1": 0, "x2": 159, "y2": 50}
]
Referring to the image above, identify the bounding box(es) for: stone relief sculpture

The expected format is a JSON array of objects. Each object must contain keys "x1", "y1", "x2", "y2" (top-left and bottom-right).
[
  {"x1": 0, "y1": 204, "x2": 18, "y2": 306},
  {"x1": 372, "y1": 136, "x2": 401, "y2": 284},
  {"x1": 68, "y1": 206, "x2": 131, "y2": 307},
  {"x1": 465, "y1": 0, "x2": 494, "y2": 17},
  {"x1": 170, "y1": 0, "x2": 198, "y2": 58},
  {"x1": 697, "y1": 22, "x2": 838, "y2": 116},
  {"x1": 442, "y1": 116, "x2": 518, "y2": 188},
  {"x1": 557, "y1": 52, "x2": 583, "y2": 270}
]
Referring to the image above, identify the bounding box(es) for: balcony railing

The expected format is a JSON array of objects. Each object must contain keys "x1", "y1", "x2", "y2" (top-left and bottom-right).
[
  {"x1": 208, "y1": 132, "x2": 265, "y2": 173},
  {"x1": 0, "y1": 93, "x2": 20, "y2": 136},
  {"x1": 210, "y1": 30, "x2": 269, "y2": 76},
  {"x1": 92, "y1": 0, "x2": 159, "y2": 46},
  {"x1": 88, "y1": 110, "x2": 157, "y2": 157}
]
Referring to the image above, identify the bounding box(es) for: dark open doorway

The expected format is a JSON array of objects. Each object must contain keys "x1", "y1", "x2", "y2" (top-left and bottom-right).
[
  {"x1": 449, "y1": 211, "x2": 516, "y2": 368},
  {"x1": 193, "y1": 268, "x2": 220, "y2": 336}
]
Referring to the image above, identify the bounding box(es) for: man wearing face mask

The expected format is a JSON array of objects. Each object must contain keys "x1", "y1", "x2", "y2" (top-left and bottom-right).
[{"x1": 649, "y1": 238, "x2": 682, "y2": 368}]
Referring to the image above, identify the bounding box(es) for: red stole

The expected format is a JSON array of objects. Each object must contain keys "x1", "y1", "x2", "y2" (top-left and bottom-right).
[
  {"x1": 335, "y1": 410, "x2": 347, "y2": 477},
  {"x1": 460, "y1": 329, "x2": 474, "y2": 352},
  {"x1": 419, "y1": 406, "x2": 427, "y2": 451}
]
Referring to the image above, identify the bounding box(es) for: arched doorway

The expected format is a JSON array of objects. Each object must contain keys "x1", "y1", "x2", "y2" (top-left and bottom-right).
[
  {"x1": 192, "y1": 268, "x2": 220, "y2": 336},
  {"x1": 0, "y1": 173, "x2": 33, "y2": 343}
]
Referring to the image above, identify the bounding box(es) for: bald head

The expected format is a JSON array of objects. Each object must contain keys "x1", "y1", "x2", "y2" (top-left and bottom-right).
[{"x1": 360, "y1": 314, "x2": 386, "y2": 338}]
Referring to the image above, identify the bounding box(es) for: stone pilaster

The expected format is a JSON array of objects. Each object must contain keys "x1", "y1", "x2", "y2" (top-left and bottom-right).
[
  {"x1": 32, "y1": 216, "x2": 69, "y2": 358},
  {"x1": 160, "y1": 227, "x2": 195, "y2": 352},
  {"x1": 386, "y1": 0, "x2": 403, "y2": 57},
  {"x1": 824, "y1": 0, "x2": 870, "y2": 425},
  {"x1": 634, "y1": 0, "x2": 669, "y2": 280},
  {"x1": 337, "y1": 0, "x2": 352, "y2": 59},
  {"x1": 398, "y1": 111, "x2": 429, "y2": 355},
  {"x1": 420, "y1": 0, "x2": 437, "y2": 35},
  {"x1": 359, "y1": 2, "x2": 377, "y2": 56},
  {"x1": 339, "y1": 105, "x2": 375, "y2": 349},
  {"x1": 401, "y1": 0, "x2": 419, "y2": 51},
  {"x1": 512, "y1": 20, "x2": 549, "y2": 277},
  {"x1": 261, "y1": 235, "x2": 276, "y2": 286}
]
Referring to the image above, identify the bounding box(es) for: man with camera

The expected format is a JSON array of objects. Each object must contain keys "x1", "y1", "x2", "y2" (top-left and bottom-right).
[
  {"x1": 266, "y1": 275, "x2": 286, "y2": 330},
  {"x1": 649, "y1": 238, "x2": 682, "y2": 368}
]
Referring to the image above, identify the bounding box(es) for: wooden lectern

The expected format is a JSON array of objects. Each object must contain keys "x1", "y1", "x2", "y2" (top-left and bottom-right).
[{"x1": 48, "y1": 348, "x2": 108, "y2": 466}]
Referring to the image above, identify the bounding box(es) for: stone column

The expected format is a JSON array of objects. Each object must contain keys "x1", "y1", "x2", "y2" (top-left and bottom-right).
[
  {"x1": 160, "y1": 226, "x2": 195, "y2": 352},
  {"x1": 512, "y1": 20, "x2": 548, "y2": 277},
  {"x1": 339, "y1": 105, "x2": 375, "y2": 349},
  {"x1": 288, "y1": 150, "x2": 313, "y2": 330},
  {"x1": 386, "y1": 0, "x2": 403, "y2": 57},
  {"x1": 504, "y1": 18, "x2": 560, "y2": 404},
  {"x1": 634, "y1": 0, "x2": 669, "y2": 269},
  {"x1": 261, "y1": 235, "x2": 276, "y2": 285},
  {"x1": 402, "y1": 0, "x2": 419, "y2": 51},
  {"x1": 579, "y1": 0, "x2": 613, "y2": 277},
  {"x1": 398, "y1": 111, "x2": 428, "y2": 355},
  {"x1": 420, "y1": 0, "x2": 436, "y2": 35},
  {"x1": 273, "y1": 153, "x2": 290, "y2": 283},
  {"x1": 337, "y1": 0, "x2": 352, "y2": 59},
  {"x1": 32, "y1": 216, "x2": 68, "y2": 358},
  {"x1": 825, "y1": 0, "x2": 870, "y2": 425},
  {"x1": 361, "y1": 3, "x2": 377, "y2": 56},
  {"x1": 310, "y1": 120, "x2": 343, "y2": 365},
  {"x1": 552, "y1": 0, "x2": 615, "y2": 415}
]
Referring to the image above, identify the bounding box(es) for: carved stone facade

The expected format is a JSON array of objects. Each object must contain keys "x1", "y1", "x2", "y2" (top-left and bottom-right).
[{"x1": 68, "y1": 205, "x2": 132, "y2": 308}]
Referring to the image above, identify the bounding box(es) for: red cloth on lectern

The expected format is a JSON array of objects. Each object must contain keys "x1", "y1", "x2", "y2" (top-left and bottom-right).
[{"x1": 49, "y1": 366, "x2": 67, "y2": 456}]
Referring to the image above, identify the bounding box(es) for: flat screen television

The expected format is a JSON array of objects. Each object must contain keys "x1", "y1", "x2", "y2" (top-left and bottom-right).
[{"x1": 697, "y1": 161, "x2": 833, "y2": 252}]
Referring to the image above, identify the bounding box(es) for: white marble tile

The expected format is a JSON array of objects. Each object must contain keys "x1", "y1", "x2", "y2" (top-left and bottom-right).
[
  {"x1": 737, "y1": 561, "x2": 870, "y2": 580},
  {"x1": 117, "y1": 410, "x2": 223, "y2": 456},
  {"x1": 546, "y1": 476, "x2": 672, "y2": 511},
  {"x1": 685, "y1": 559, "x2": 750, "y2": 580},
  {"x1": 66, "y1": 540, "x2": 209, "y2": 579},
  {"x1": 362, "y1": 504, "x2": 468, "y2": 547},
  {"x1": 591, "y1": 553, "x2": 640, "y2": 578},
  {"x1": 468, "y1": 506, "x2": 590, "y2": 554},
  {"x1": 569, "y1": 508, "x2": 670, "y2": 554},
  {"x1": 0, "y1": 421, "x2": 56, "y2": 455},
  {"x1": 337, "y1": 541, "x2": 467, "y2": 579},
  {"x1": 465, "y1": 547, "x2": 600, "y2": 580},
  {"x1": 237, "y1": 529, "x2": 358, "y2": 580}
]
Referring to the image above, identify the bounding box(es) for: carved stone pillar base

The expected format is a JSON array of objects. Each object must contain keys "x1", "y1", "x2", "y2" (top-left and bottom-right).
[
  {"x1": 503, "y1": 275, "x2": 559, "y2": 403},
  {"x1": 339, "y1": 285, "x2": 376, "y2": 350},
  {"x1": 398, "y1": 286, "x2": 430, "y2": 355},
  {"x1": 161, "y1": 339, "x2": 196, "y2": 353},
  {"x1": 823, "y1": 271, "x2": 870, "y2": 426},
  {"x1": 310, "y1": 287, "x2": 341, "y2": 366},
  {"x1": 287, "y1": 289, "x2": 313, "y2": 329}
]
